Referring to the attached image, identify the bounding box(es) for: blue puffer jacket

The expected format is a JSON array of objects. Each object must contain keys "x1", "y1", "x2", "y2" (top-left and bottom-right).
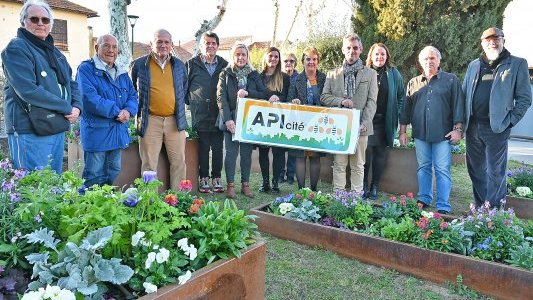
[
  {"x1": 76, "y1": 58, "x2": 138, "y2": 152},
  {"x1": 1, "y1": 31, "x2": 82, "y2": 134},
  {"x1": 131, "y1": 54, "x2": 188, "y2": 137}
]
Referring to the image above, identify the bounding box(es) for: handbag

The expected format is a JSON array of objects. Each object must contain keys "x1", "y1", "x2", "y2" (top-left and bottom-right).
[
  {"x1": 216, "y1": 110, "x2": 227, "y2": 131},
  {"x1": 24, "y1": 104, "x2": 70, "y2": 136}
]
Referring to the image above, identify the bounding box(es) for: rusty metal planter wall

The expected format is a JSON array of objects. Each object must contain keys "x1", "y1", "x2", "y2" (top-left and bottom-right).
[
  {"x1": 114, "y1": 139, "x2": 199, "y2": 191},
  {"x1": 506, "y1": 195, "x2": 533, "y2": 219},
  {"x1": 140, "y1": 240, "x2": 266, "y2": 300},
  {"x1": 250, "y1": 204, "x2": 532, "y2": 300}
]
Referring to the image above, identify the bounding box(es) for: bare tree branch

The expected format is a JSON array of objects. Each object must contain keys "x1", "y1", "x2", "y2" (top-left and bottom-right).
[
  {"x1": 271, "y1": 0, "x2": 280, "y2": 46},
  {"x1": 193, "y1": 0, "x2": 229, "y2": 56}
]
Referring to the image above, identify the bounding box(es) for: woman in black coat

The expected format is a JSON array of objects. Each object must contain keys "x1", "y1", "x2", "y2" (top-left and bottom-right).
[{"x1": 217, "y1": 44, "x2": 266, "y2": 198}]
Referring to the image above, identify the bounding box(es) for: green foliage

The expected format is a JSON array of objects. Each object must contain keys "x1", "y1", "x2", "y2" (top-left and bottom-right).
[
  {"x1": 353, "y1": 202, "x2": 374, "y2": 227},
  {"x1": 249, "y1": 47, "x2": 266, "y2": 70},
  {"x1": 298, "y1": 35, "x2": 344, "y2": 73},
  {"x1": 285, "y1": 200, "x2": 321, "y2": 222},
  {"x1": 380, "y1": 216, "x2": 417, "y2": 242},
  {"x1": 353, "y1": 0, "x2": 512, "y2": 80},
  {"x1": 25, "y1": 226, "x2": 133, "y2": 299},
  {"x1": 449, "y1": 274, "x2": 480, "y2": 298},
  {"x1": 506, "y1": 241, "x2": 533, "y2": 270},
  {"x1": 507, "y1": 165, "x2": 533, "y2": 198},
  {"x1": 183, "y1": 200, "x2": 257, "y2": 264},
  {"x1": 463, "y1": 204, "x2": 525, "y2": 262}
]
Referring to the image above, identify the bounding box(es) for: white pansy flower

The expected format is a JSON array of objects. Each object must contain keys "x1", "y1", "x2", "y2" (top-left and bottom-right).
[
  {"x1": 393, "y1": 138, "x2": 400, "y2": 147},
  {"x1": 187, "y1": 244, "x2": 197, "y2": 260},
  {"x1": 145, "y1": 252, "x2": 156, "y2": 269},
  {"x1": 421, "y1": 211, "x2": 434, "y2": 218},
  {"x1": 21, "y1": 291, "x2": 44, "y2": 300},
  {"x1": 143, "y1": 282, "x2": 158, "y2": 294},
  {"x1": 140, "y1": 239, "x2": 152, "y2": 247},
  {"x1": 56, "y1": 289, "x2": 76, "y2": 300},
  {"x1": 178, "y1": 270, "x2": 192, "y2": 285},
  {"x1": 153, "y1": 244, "x2": 159, "y2": 250},
  {"x1": 177, "y1": 237, "x2": 188, "y2": 250},
  {"x1": 131, "y1": 231, "x2": 146, "y2": 247},
  {"x1": 279, "y1": 203, "x2": 295, "y2": 215},
  {"x1": 43, "y1": 285, "x2": 61, "y2": 299},
  {"x1": 156, "y1": 248, "x2": 170, "y2": 263},
  {"x1": 516, "y1": 186, "x2": 532, "y2": 197}
]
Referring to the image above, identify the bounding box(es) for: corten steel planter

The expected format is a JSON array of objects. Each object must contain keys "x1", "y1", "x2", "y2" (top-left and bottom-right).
[
  {"x1": 250, "y1": 204, "x2": 533, "y2": 300},
  {"x1": 506, "y1": 195, "x2": 533, "y2": 219},
  {"x1": 67, "y1": 141, "x2": 84, "y2": 176},
  {"x1": 379, "y1": 147, "x2": 419, "y2": 194},
  {"x1": 114, "y1": 139, "x2": 199, "y2": 191},
  {"x1": 139, "y1": 240, "x2": 266, "y2": 300}
]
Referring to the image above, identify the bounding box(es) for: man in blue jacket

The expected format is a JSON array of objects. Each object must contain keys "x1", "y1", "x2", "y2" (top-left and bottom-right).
[
  {"x1": 131, "y1": 29, "x2": 188, "y2": 191},
  {"x1": 76, "y1": 34, "x2": 138, "y2": 187},
  {"x1": 462, "y1": 27, "x2": 532, "y2": 208}
]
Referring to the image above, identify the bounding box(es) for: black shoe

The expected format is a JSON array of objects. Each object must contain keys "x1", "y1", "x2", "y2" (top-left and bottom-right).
[
  {"x1": 417, "y1": 200, "x2": 429, "y2": 209},
  {"x1": 369, "y1": 183, "x2": 378, "y2": 200},
  {"x1": 362, "y1": 183, "x2": 369, "y2": 199},
  {"x1": 259, "y1": 179, "x2": 271, "y2": 193},
  {"x1": 287, "y1": 177, "x2": 295, "y2": 184},
  {"x1": 271, "y1": 180, "x2": 280, "y2": 194},
  {"x1": 437, "y1": 210, "x2": 450, "y2": 214}
]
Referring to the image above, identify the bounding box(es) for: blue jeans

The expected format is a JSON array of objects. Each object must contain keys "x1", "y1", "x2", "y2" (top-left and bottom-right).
[
  {"x1": 8, "y1": 132, "x2": 64, "y2": 174},
  {"x1": 83, "y1": 149, "x2": 122, "y2": 187},
  {"x1": 414, "y1": 139, "x2": 452, "y2": 212}
]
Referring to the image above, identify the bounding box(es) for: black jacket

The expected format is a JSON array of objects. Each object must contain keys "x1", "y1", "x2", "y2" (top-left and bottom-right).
[
  {"x1": 217, "y1": 67, "x2": 266, "y2": 122},
  {"x1": 260, "y1": 72, "x2": 290, "y2": 102},
  {"x1": 185, "y1": 54, "x2": 228, "y2": 131}
]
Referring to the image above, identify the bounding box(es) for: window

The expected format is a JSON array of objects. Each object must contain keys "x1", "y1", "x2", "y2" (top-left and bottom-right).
[{"x1": 51, "y1": 19, "x2": 68, "y2": 51}]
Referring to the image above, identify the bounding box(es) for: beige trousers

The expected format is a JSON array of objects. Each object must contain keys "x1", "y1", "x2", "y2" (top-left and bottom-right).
[
  {"x1": 139, "y1": 115, "x2": 186, "y2": 190},
  {"x1": 332, "y1": 135, "x2": 368, "y2": 192}
]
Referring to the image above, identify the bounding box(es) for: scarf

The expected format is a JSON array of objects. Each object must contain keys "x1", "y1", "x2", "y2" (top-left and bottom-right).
[
  {"x1": 480, "y1": 48, "x2": 510, "y2": 68},
  {"x1": 18, "y1": 27, "x2": 68, "y2": 86},
  {"x1": 343, "y1": 59, "x2": 364, "y2": 98},
  {"x1": 233, "y1": 64, "x2": 253, "y2": 89}
]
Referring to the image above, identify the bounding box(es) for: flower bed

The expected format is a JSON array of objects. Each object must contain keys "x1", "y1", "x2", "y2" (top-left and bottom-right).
[
  {"x1": 250, "y1": 189, "x2": 533, "y2": 299},
  {"x1": 0, "y1": 160, "x2": 260, "y2": 299},
  {"x1": 506, "y1": 165, "x2": 533, "y2": 219},
  {"x1": 139, "y1": 240, "x2": 265, "y2": 300}
]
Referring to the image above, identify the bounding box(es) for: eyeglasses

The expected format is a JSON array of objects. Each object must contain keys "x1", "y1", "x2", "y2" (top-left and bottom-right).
[
  {"x1": 284, "y1": 59, "x2": 295, "y2": 64},
  {"x1": 28, "y1": 16, "x2": 51, "y2": 25}
]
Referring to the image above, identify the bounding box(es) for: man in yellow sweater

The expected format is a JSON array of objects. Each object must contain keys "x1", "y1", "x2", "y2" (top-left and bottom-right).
[{"x1": 132, "y1": 29, "x2": 188, "y2": 190}]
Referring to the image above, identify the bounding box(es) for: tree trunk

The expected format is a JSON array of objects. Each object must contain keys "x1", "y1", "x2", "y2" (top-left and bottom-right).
[
  {"x1": 271, "y1": 0, "x2": 279, "y2": 46},
  {"x1": 109, "y1": 0, "x2": 131, "y2": 69},
  {"x1": 193, "y1": 0, "x2": 229, "y2": 56}
]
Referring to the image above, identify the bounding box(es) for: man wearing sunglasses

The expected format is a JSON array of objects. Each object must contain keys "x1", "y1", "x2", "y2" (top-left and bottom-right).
[{"x1": 1, "y1": 0, "x2": 82, "y2": 174}]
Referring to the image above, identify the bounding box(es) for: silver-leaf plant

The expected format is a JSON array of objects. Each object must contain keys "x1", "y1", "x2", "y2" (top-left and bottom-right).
[{"x1": 24, "y1": 226, "x2": 134, "y2": 299}]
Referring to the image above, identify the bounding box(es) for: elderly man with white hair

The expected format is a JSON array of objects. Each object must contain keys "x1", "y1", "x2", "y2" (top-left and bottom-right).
[
  {"x1": 76, "y1": 34, "x2": 138, "y2": 187},
  {"x1": 399, "y1": 46, "x2": 464, "y2": 214},
  {"x1": 462, "y1": 27, "x2": 532, "y2": 208}
]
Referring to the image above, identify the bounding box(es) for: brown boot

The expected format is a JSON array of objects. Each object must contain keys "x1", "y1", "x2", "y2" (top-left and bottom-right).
[
  {"x1": 241, "y1": 182, "x2": 254, "y2": 198},
  {"x1": 226, "y1": 182, "x2": 236, "y2": 199}
]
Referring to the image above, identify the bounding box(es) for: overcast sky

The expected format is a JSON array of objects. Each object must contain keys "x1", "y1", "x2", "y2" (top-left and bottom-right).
[{"x1": 72, "y1": 0, "x2": 532, "y2": 65}]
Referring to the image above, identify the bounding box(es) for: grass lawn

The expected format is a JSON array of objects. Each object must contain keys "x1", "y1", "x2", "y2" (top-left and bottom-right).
[{"x1": 196, "y1": 158, "x2": 520, "y2": 300}]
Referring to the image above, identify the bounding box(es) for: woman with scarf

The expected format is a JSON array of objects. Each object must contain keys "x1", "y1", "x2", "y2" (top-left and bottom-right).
[
  {"x1": 1, "y1": 0, "x2": 82, "y2": 174},
  {"x1": 363, "y1": 43, "x2": 405, "y2": 199},
  {"x1": 258, "y1": 47, "x2": 290, "y2": 194},
  {"x1": 287, "y1": 47, "x2": 327, "y2": 191},
  {"x1": 217, "y1": 44, "x2": 266, "y2": 198}
]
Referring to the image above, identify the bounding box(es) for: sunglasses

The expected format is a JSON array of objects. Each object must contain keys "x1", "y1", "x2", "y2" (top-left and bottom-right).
[
  {"x1": 28, "y1": 16, "x2": 51, "y2": 25},
  {"x1": 284, "y1": 59, "x2": 295, "y2": 63}
]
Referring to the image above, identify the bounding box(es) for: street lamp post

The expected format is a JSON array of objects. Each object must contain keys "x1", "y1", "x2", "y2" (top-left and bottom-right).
[{"x1": 127, "y1": 15, "x2": 139, "y2": 57}]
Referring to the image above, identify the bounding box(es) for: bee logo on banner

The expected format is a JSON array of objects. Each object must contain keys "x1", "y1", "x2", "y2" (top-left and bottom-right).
[{"x1": 234, "y1": 98, "x2": 360, "y2": 154}]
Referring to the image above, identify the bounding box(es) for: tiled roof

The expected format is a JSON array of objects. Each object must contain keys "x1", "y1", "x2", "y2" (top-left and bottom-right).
[
  {"x1": 132, "y1": 42, "x2": 193, "y2": 63},
  {"x1": 180, "y1": 35, "x2": 254, "y2": 53},
  {"x1": 6, "y1": 0, "x2": 98, "y2": 17}
]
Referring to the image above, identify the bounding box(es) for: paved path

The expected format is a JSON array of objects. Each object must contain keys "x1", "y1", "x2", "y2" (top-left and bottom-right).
[{"x1": 508, "y1": 138, "x2": 533, "y2": 165}]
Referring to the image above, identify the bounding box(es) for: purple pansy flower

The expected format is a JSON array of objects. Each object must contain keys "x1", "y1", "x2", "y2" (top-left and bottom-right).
[{"x1": 142, "y1": 171, "x2": 157, "y2": 183}]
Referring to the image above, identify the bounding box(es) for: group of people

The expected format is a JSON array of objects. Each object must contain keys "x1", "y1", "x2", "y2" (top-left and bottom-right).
[{"x1": 2, "y1": 0, "x2": 531, "y2": 213}]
